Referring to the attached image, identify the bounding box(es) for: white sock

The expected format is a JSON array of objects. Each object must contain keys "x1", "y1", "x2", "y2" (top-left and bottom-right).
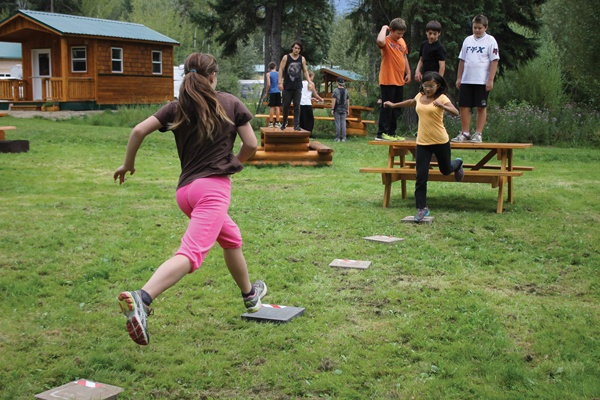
[{"x1": 462, "y1": 131, "x2": 470, "y2": 137}]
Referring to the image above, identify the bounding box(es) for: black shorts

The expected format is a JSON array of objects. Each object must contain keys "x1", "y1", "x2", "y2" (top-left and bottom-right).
[
  {"x1": 458, "y1": 84, "x2": 489, "y2": 108},
  {"x1": 268, "y1": 92, "x2": 281, "y2": 107}
]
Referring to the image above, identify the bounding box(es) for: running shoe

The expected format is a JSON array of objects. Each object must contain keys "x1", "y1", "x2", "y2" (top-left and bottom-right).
[
  {"x1": 267, "y1": 122, "x2": 273, "y2": 128},
  {"x1": 455, "y1": 158, "x2": 464, "y2": 182},
  {"x1": 334, "y1": 138, "x2": 340, "y2": 142},
  {"x1": 294, "y1": 126, "x2": 301, "y2": 131},
  {"x1": 341, "y1": 138, "x2": 346, "y2": 142},
  {"x1": 244, "y1": 280, "x2": 268, "y2": 313},
  {"x1": 470, "y1": 132, "x2": 483, "y2": 143},
  {"x1": 451, "y1": 132, "x2": 470, "y2": 142},
  {"x1": 375, "y1": 135, "x2": 384, "y2": 141},
  {"x1": 382, "y1": 133, "x2": 404, "y2": 141},
  {"x1": 118, "y1": 290, "x2": 153, "y2": 346},
  {"x1": 275, "y1": 122, "x2": 281, "y2": 128},
  {"x1": 414, "y1": 207, "x2": 430, "y2": 222},
  {"x1": 280, "y1": 122, "x2": 287, "y2": 130}
]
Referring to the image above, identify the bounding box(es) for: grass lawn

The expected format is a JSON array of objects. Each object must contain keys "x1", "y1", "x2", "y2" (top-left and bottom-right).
[{"x1": 1, "y1": 116, "x2": 599, "y2": 399}]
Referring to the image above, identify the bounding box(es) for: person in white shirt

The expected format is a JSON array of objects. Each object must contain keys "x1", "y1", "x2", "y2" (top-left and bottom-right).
[
  {"x1": 299, "y1": 71, "x2": 324, "y2": 139},
  {"x1": 452, "y1": 14, "x2": 500, "y2": 143}
]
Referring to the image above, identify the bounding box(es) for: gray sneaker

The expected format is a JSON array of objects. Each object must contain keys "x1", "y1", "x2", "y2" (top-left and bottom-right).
[
  {"x1": 267, "y1": 122, "x2": 273, "y2": 128},
  {"x1": 334, "y1": 138, "x2": 340, "y2": 142},
  {"x1": 451, "y1": 132, "x2": 470, "y2": 142},
  {"x1": 455, "y1": 158, "x2": 464, "y2": 182},
  {"x1": 470, "y1": 132, "x2": 483, "y2": 143},
  {"x1": 118, "y1": 290, "x2": 152, "y2": 345},
  {"x1": 244, "y1": 280, "x2": 267, "y2": 313},
  {"x1": 414, "y1": 207, "x2": 430, "y2": 222}
]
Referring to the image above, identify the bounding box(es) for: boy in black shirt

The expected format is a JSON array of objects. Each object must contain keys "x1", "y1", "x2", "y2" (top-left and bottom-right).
[{"x1": 415, "y1": 20, "x2": 446, "y2": 82}]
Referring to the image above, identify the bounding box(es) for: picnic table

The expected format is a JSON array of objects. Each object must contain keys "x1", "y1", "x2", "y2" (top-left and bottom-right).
[{"x1": 359, "y1": 139, "x2": 534, "y2": 213}]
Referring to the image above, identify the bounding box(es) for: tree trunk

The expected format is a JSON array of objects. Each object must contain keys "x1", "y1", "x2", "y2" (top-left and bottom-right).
[
  {"x1": 403, "y1": 18, "x2": 420, "y2": 128},
  {"x1": 271, "y1": 0, "x2": 284, "y2": 64}
]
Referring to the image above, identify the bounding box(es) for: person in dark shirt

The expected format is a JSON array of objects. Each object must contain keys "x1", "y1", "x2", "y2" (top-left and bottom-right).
[
  {"x1": 278, "y1": 41, "x2": 312, "y2": 131},
  {"x1": 414, "y1": 20, "x2": 447, "y2": 82},
  {"x1": 113, "y1": 52, "x2": 266, "y2": 346}
]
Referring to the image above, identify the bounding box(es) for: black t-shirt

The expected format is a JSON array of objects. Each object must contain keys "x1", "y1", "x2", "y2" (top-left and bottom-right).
[
  {"x1": 283, "y1": 54, "x2": 303, "y2": 90},
  {"x1": 153, "y1": 92, "x2": 253, "y2": 189},
  {"x1": 419, "y1": 40, "x2": 447, "y2": 74}
]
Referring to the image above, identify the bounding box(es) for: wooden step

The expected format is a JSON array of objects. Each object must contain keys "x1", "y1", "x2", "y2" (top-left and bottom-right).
[{"x1": 9, "y1": 105, "x2": 41, "y2": 111}]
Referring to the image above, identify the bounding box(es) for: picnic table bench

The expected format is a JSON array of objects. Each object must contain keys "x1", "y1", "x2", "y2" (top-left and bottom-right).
[
  {"x1": 360, "y1": 139, "x2": 534, "y2": 213},
  {"x1": 245, "y1": 126, "x2": 333, "y2": 166}
]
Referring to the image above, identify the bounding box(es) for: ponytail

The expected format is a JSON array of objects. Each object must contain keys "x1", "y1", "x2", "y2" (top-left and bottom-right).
[{"x1": 169, "y1": 53, "x2": 232, "y2": 144}]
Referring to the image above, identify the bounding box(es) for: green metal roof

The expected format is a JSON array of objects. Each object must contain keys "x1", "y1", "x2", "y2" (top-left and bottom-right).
[
  {"x1": 0, "y1": 42, "x2": 21, "y2": 58},
  {"x1": 320, "y1": 67, "x2": 366, "y2": 82},
  {"x1": 10, "y1": 10, "x2": 178, "y2": 44}
]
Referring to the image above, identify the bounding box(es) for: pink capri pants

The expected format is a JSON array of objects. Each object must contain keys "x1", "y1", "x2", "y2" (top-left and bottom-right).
[{"x1": 175, "y1": 175, "x2": 242, "y2": 273}]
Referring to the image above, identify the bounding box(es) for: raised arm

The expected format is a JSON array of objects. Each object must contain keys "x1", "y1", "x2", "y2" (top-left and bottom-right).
[
  {"x1": 114, "y1": 116, "x2": 163, "y2": 184},
  {"x1": 376, "y1": 25, "x2": 388, "y2": 47}
]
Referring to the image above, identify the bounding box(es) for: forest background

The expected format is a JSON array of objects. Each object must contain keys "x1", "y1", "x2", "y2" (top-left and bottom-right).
[{"x1": 1, "y1": 0, "x2": 599, "y2": 128}]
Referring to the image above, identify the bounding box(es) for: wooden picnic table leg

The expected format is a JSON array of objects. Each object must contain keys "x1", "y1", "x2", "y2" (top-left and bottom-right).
[
  {"x1": 507, "y1": 149, "x2": 514, "y2": 203},
  {"x1": 496, "y1": 148, "x2": 507, "y2": 213},
  {"x1": 398, "y1": 148, "x2": 407, "y2": 199},
  {"x1": 382, "y1": 173, "x2": 392, "y2": 208}
]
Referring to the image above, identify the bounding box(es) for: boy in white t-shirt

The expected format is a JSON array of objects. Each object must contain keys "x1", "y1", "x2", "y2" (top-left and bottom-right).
[{"x1": 452, "y1": 14, "x2": 499, "y2": 143}]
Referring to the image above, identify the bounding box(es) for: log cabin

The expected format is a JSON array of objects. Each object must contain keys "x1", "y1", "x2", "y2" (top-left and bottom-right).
[{"x1": 0, "y1": 10, "x2": 179, "y2": 110}]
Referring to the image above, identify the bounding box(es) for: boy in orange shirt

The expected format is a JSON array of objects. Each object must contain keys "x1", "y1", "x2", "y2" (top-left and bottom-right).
[{"x1": 376, "y1": 18, "x2": 411, "y2": 140}]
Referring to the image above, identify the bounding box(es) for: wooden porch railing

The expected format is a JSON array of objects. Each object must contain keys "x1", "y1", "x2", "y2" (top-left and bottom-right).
[
  {"x1": 0, "y1": 79, "x2": 28, "y2": 101},
  {"x1": 42, "y1": 77, "x2": 95, "y2": 101},
  {"x1": 41, "y1": 78, "x2": 64, "y2": 101}
]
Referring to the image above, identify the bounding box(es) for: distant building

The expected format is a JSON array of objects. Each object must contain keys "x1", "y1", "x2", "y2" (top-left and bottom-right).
[
  {"x1": 0, "y1": 42, "x2": 21, "y2": 77},
  {"x1": 0, "y1": 10, "x2": 179, "y2": 110}
]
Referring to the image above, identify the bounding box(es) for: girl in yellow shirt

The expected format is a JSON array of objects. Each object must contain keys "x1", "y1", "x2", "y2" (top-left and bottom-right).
[{"x1": 384, "y1": 72, "x2": 464, "y2": 222}]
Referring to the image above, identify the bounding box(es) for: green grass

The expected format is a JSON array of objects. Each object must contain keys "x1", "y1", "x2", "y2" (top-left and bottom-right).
[{"x1": 1, "y1": 116, "x2": 599, "y2": 399}]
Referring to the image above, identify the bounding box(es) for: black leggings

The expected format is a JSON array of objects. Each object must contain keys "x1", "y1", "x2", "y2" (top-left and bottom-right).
[{"x1": 415, "y1": 142, "x2": 461, "y2": 209}]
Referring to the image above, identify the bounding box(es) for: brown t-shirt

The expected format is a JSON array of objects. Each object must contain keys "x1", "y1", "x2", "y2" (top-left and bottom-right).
[{"x1": 154, "y1": 92, "x2": 253, "y2": 189}]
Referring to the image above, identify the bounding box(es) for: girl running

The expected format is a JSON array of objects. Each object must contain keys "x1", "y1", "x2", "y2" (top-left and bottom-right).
[
  {"x1": 384, "y1": 71, "x2": 464, "y2": 222},
  {"x1": 113, "y1": 53, "x2": 266, "y2": 345}
]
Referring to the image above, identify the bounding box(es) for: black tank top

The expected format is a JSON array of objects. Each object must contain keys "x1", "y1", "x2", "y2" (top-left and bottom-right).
[{"x1": 283, "y1": 54, "x2": 303, "y2": 90}]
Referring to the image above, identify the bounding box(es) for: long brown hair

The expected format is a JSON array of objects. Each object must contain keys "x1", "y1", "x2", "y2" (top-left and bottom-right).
[{"x1": 169, "y1": 53, "x2": 232, "y2": 143}]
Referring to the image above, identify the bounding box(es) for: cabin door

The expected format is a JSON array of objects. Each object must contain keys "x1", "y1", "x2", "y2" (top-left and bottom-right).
[{"x1": 32, "y1": 49, "x2": 52, "y2": 101}]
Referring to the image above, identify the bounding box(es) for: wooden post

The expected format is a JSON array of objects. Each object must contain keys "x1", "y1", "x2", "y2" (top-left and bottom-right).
[{"x1": 61, "y1": 37, "x2": 69, "y2": 101}]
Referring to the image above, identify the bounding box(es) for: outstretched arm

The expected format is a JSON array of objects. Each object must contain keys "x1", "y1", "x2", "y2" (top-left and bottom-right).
[
  {"x1": 114, "y1": 116, "x2": 163, "y2": 184},
  {"x1": 384, "y1": 99, "x2": 416, "y2": 109}
]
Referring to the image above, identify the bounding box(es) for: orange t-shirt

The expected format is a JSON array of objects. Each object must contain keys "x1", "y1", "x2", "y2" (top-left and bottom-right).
[{"x1": 379, "y1": 36, "x2": 408, "y2": 86}]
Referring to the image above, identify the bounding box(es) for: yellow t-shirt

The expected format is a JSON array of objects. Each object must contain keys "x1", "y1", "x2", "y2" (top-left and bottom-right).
[{"x1": 415, "y1": 93, "x2": 451, "y2": 145}]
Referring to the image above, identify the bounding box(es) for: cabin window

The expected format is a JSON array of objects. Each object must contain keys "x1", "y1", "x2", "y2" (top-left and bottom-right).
[
  {"x1": 111, "y1": 47, "x2": 123, "y2": 73},
  {"x1": 71, "y1": 47, "x2": 87, "y2": 72},
  {"x1": 152, "y1": 51, "x2": 162, "y2": 74}
]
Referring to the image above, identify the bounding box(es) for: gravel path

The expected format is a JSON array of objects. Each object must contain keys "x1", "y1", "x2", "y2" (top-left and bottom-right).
[{"x1": 2, "y1": 110, "x2": 105, "y2": 120}]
